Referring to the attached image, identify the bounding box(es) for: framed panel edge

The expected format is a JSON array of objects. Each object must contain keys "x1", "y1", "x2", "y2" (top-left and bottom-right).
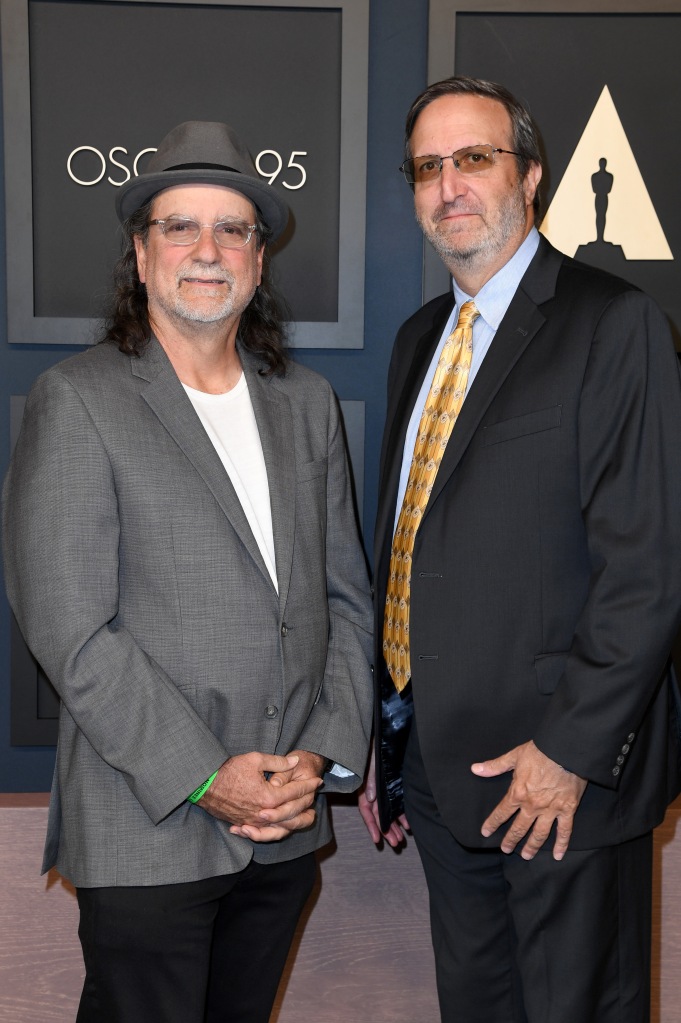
[{"x1": 0, "y1": 0, "x2": 369, "y2": 349}]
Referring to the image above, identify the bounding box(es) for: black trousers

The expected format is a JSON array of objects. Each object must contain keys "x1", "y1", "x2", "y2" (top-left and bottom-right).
[
  {"x1": 402, "y1": 721, "x2": 653, "y2": 1023},
  {"x1": 75, "y1": 853, "x2": 316, "y2": 1023}
]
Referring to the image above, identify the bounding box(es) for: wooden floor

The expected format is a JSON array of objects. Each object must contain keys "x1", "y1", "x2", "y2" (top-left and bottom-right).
[{"x1": 1, "y1": 794, "x2": 680, "y2": 1023}]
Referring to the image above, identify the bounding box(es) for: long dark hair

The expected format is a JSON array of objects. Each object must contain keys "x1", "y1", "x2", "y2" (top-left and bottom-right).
[{"x1": 100, "y1": 199, "x2": 290, "y2": 375}]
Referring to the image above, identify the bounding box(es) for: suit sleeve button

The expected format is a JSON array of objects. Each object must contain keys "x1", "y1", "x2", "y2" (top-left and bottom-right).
[
  {"x1": 281, "y1": 623, "x2": 288, "y2": 637},
  {"x1": 621, "y1": 744, "x2": 630, "y2": 755},
  {"x1": 612, "y1": 765, "x2": 620, "y2": 777},
  {"x1": 627, "y1": 733, "x2": 635, "y2": 743},
  {"x1": 265, "y1": 705, "x2": 278, "y2": 718},
  {"x1": 616, "y1": 755, "x2": 625, "y2": 765}
]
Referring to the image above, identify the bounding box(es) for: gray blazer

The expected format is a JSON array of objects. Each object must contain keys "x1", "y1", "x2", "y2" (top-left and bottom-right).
[{"x1": 3, "y1": 339, "x2": 373, "y2": 887}]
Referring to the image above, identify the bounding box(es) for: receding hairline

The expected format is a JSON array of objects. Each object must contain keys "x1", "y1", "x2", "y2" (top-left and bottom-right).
[{"x1": 407, "y1": 92, "x2": 517, "y2": 154}]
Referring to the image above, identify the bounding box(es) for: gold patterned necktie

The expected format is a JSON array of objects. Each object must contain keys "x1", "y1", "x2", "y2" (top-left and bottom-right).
[{"x1": 383, "y1": 300, "x2": 480, "y2": 692}]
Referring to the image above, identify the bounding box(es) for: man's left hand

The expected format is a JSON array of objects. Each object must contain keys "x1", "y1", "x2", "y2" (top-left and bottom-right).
[{"x1": 471, "y1": 740, "x2": 587, "y2": 861}]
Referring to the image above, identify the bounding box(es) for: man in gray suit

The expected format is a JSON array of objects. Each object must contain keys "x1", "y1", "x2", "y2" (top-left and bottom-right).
[{"x1": 3, "y1": 120, "x2": 373, "y2": 1023}]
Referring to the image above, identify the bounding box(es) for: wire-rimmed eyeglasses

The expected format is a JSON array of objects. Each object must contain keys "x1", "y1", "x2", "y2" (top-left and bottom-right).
[
  {"x1": 148, "y1": 216, "x2": 257, "y2": 249},
  {"x1": 400, "y1": 144, "x2": 523, "y2": 186}
]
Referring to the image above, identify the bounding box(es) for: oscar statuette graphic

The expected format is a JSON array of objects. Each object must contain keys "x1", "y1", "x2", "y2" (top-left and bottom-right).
[{"x1": 540, "y1": 85, "x2": 672, "y2": 268}]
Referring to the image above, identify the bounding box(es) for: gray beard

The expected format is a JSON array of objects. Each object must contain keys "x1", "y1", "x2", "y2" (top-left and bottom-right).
[
  {"x1": 170, "y1": 295, "x2": 241, "y2": 324},
  {"x1": 427, "y1": 233, "x2": 483, "y2": 271},
  {"x1": 419, "y1": 179, "x2": 528, "y2": 274},
  {"x1": 162, "y1": 265, "x2": 253, "y2": 328}
]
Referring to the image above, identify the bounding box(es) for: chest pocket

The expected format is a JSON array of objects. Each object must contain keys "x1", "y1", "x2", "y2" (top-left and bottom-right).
[{"x1": 483, "y1": 405, "x2": 562, "y2": 446}]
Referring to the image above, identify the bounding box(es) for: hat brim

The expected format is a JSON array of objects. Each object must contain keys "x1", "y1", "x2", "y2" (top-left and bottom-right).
[{"x1": 115, "y1": 168, "x2": 289, "y2": 241}]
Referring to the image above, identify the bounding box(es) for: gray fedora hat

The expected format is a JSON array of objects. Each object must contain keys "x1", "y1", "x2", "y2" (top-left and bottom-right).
[{"x1": 115, "y1": 120, "x2": 289, "y2": 240}]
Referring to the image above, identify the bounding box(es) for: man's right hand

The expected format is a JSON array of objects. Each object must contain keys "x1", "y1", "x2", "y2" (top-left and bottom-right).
[
  {"x1": 199, "y1": 752, "x2": 323, "y2": 842},
  {"x1": 358, "y1": 745, "x2": 410, "y2": 849}
]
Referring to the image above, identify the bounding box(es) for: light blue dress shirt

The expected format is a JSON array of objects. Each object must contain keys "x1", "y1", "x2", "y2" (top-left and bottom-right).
[{"x1": 393, "y1": 228, "x2": 541, "y2": 533}]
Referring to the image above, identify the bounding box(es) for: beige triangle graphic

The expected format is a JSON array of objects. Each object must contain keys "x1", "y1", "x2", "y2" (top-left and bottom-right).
[{"x1": 540, "y1": 85, "x2": 672, "y2": 260}]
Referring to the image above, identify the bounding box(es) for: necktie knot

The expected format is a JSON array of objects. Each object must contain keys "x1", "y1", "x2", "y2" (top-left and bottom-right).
[{"x1": 456, "y1": 300, "x2": 480, "y2": 332}]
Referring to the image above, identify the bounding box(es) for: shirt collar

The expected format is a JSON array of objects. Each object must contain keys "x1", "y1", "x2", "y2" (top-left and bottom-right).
[{"x1": 452, "y1": 227, "x2": 540, "y2": 330}]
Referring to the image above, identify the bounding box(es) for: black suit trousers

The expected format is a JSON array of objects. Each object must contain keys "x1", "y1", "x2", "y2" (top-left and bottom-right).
[
  {"x1": 403, "y1": 720, "x2": 653, "y2": 1023},
  {"x1": 75, "y1": 853, "x2": 316, "y2": 1023}
]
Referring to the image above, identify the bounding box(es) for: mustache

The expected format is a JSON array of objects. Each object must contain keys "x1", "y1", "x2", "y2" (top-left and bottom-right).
[
  {"x1": 431, "y1": 200, "x2": 483, "y2": 223},
  {"x1": 175, "y1": 262, "x2": 235, "y2": 284}
]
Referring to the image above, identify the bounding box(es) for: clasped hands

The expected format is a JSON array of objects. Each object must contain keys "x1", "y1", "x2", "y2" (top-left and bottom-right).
[
  {"x1": 199, "y1": 749, "x2": 326, "y2": 843},
  {"x1": 360, "y1": 739, "x2": 587, "y2": 860}
]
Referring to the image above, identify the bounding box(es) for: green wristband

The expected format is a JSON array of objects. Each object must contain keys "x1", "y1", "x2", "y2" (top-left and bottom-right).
[{"x1": 188, "y1": 770, "x2": 219, "y2": 804}]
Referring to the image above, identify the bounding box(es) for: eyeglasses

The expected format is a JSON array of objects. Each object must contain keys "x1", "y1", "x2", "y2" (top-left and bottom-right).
[
  {"x1": 399, "y1": 144, "x2": 523, "y2": 185},
  {"x1": 148, "y1": 216, "x2": 256, "y2": 248}
]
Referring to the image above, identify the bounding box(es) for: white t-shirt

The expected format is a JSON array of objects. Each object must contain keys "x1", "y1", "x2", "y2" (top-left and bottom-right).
[{"x1": 183, "y1": 373, "x2": 277, "y2": 591}]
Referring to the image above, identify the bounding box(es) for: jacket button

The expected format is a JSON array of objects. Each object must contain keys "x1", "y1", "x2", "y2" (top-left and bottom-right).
[
  {"x1": 616, "y1": 755, "x2": 625, "y2": 766},
  {"x1": 612, "y1": 765, "x2": 620, "y2": 777},
  {"x1": 265, "y1": 705, "x2": 278, "y2": 718},
  {"x1": 281, "y1": 623, "x2": 288, "y2": 637},
  {"x1": 627, "y1": 732, "x2": 635, "y2": 743},
  {"x1": 621, "y1": 744, "x2": 630, "y2": 755}
]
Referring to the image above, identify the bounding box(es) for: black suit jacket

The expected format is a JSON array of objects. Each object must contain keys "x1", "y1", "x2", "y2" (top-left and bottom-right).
[{"x1": 374, "y1": 237, "x2": 681, "y2": 849}]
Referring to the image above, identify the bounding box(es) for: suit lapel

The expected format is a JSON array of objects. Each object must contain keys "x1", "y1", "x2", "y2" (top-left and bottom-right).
[
  {"x1": 242, "y1": 353, "x2": 296, "y2": 611},
  {"x1": 424, "y1": 238, "x2": 562, "y2": 515},
  {"x1": 424, "y1": 292, "x2": 545, "y2": 513},
  {"x1": 131, "y1": 338, "x2": 275, "y2": 589}
]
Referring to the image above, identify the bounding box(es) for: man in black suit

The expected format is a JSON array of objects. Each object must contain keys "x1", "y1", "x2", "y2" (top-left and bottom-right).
[{"x1": 359, "y1": 76, "x2": 681, "y2": 1021}]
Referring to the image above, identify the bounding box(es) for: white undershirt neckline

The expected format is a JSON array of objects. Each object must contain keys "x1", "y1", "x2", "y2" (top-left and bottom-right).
[{"x1": 183, "y1": 373, "x2": 278, "y2": 591}]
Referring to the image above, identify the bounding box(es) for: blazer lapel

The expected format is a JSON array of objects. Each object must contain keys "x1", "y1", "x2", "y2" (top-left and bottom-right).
[
  {"x1": 242, "y1": 353, "x2": 296, "y2": 611},
  {"x1": 131, "y1": 338, "x2": 275, "y2": 588}
]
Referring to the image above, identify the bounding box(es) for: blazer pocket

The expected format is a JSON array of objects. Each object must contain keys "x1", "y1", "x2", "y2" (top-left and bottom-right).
[
  {"x1": 534, "y1": 652, "x2": 569, "y2": 695},
  {"x1": 483, "y1": 405, "x2": 562, "y2": 446},
  {"x1": 296, "y1": 457, "x2": 328, "y2": 482}
]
